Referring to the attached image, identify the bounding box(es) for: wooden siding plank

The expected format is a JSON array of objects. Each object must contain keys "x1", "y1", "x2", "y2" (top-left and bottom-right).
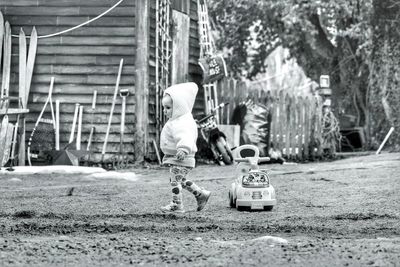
[
  {"x1": 12, "y1": 64, "x2": 136, "y2": 75},
  {"x1": 4, "y1": 7, "x2": 81, "y2": 16},
  {"x1": 4, "y1": 6, "x2": 134, "y2": 16},
  {"x1": 57, "y1": 16, "x2": 135, "y2": 26},
  {"x1": 7, "y1": 25, "x2": 135, "y2": 37},
  {"x1": 79, "y1": 7, "x2": 135, "y2": 16},
  {"x1": 22, "y1": 26, "x2": 136, "y2": 36},
  {"x1": 7, "y1": 16, "x2": 135, "y2": 27},
  {"x1": 23, "y1": 55, "x2": 136, "y2": 65},
  {"x1": 25, "y1": 84, "x2": 135, "y2": 96},
  {"x1": 171, "y1": 10, "x2": 190, "y2": 84},
  {"x1": 11, "y1": 36, "x2": 137, "y2": 46},
  {"x1": 3, "y1": 0, "x2": 135, "y2": 7},
  {"x1": 36, "y1": 45, "x2": 135, "y2": 55},
  {"x1": 17, "y1": 74, "x2": 134, "y2": 85},
  {"x1": 27, "y1": 103, "x2": 136, "y2": 116},
  {"x1": 8, "y1": 16, "x2": 58, "y2": 25},
  {"x1": 20, "y1": 55, "x2": 134, "y2": 65}
]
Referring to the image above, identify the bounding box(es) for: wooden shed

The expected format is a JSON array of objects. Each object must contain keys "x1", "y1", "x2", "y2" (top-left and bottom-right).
[{"x1": 1, "y1": 0, "x2": 204, "y2": 164}]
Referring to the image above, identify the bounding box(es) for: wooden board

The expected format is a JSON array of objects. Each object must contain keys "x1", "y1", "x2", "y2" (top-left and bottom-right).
[
  {"x1": 9, "y1": 26, "x2": 135, "y2": 37},
  {"x1": 18, "y1": 27, "x2": 36, "y2": 166},
  {"x1": 0, "y1": 12, "x2": 4, "y2": 77},
  {"x1": 1, "y1": 123, "x2": 14, "y2": 166},
  {"x1": 0, "y1": 108, "x2": 29, "y2": 115},
  {"x1": 37, "y1": 36, "x2": 136, "y2": 46},
  {"x1": 3, "y1": 0, "x2": 135, "y2": 7},
  {"x1": 23, "y1": 73, "x2": 135, "y2": 85},
  {"x1": 1, "y1": 21, "x2": 12, "y2": 98},
  {"x1": 0, "y1": 115, "x2": 9, "y2": 166},
  {"x1": 36, "y1": 45, "x2": 135, "y2": 55},
  {"x1": 3, "y1": 7, "x2": 135, "y2": 16},
  {"x1": 171, "y1": 10, "x2": 190, "y2": 84},
  {"x1": 29, "y1": 55, "x2": 136, "y2": 65},
  {"x1": 12, "y1": 64, "x2": 137, "y2": 75},
  {"x1": 25, "y1": 26, "x2": 37, "y2": 106},
  {"x1": 19, "y1": 28, "x2": 27, "y2": 105}
]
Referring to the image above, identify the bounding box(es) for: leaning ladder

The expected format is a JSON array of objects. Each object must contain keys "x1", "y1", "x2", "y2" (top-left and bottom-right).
[
  {"x1": 197, "y1": 0, "x2": 219, "y2": 121},
  {"x1": 155, "y1": 0, "x2": 171, "y2": 138}
]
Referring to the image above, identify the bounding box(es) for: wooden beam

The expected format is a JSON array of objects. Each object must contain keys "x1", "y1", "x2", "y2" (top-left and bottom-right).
[
  {"x1": 0, "y1": 108, "x2": 29, "y2": 115},
  {"x1": 134, "y1": 0, "x2": 150, "y2": 163},
  {"x1": 171, "y1": 10, "x2": 190, "y2": 84}
]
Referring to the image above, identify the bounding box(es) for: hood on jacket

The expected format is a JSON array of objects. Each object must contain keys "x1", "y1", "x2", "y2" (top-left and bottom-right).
[{"x1": 164, "y1": 82, "x2": 198, "y2": 119}]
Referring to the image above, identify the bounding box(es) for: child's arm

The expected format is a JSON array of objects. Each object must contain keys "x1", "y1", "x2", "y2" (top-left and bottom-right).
[
  {"x1": 175, "y1": 119, "x2": 197, "y2": 157},
  {"x1": 176, "y1": 149, "x2": 187, "y2": 161}
]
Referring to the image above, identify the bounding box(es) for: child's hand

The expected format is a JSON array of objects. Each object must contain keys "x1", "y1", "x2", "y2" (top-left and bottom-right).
[{"x1": 176, "y1": 149, "x2": 187, "y2": 161}]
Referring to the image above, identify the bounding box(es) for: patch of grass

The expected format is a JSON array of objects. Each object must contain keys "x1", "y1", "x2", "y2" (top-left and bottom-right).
[
  {"x1": 332, "y1": 212, "x2": 398, "y2": 221},
  {"x1": 13, "y1": 210, "x2": 36, "y2": 219}
]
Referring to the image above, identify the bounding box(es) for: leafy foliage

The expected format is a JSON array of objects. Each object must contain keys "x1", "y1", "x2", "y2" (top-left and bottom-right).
[
  {"x1": 208, "y1": 0, "x2": 400, "y2": 150},
  {"x1": 208, "y1": 0, "x2": 372, "y2": 78},
  {"x1": 208, "y1": 0, "x2": 375, "y2": 137},
  {"x1": 368, "y1": 0, "x2": 400, "y2": 150}
]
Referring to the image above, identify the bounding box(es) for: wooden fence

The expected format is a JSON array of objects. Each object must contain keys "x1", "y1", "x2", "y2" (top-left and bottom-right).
[{"x1": 216, "y1": 77, "x2": 324, "y2": 161}]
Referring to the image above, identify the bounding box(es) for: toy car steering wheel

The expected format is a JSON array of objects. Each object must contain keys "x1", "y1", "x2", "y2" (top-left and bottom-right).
[
  {"x1": 234, "y1": 145, "x2": 270, "y2": 164},
  {"x1": 234, "y1": 144, "x2": 259, "y2": 159}
]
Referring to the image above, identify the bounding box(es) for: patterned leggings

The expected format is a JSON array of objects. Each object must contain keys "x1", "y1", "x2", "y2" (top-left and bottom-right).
[{"x1": 169, "y1": 165, "x2": 203, "y2": 207}]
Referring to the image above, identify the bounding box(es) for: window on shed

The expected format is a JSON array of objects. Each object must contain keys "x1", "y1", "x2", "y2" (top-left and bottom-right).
[{"x1": 172, "y1": 0, "x2": 190, "y2": 14}]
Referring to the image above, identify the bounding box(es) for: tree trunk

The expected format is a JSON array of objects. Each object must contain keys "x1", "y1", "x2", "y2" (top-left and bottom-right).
[{"x1": 369, "y1": 0, "x2": 400, "y2": 151}]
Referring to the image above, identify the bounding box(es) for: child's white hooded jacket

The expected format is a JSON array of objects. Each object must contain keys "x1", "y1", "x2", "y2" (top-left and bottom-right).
[{"x1": 160, "y1": 82, "x2": 198, "y2": 168}]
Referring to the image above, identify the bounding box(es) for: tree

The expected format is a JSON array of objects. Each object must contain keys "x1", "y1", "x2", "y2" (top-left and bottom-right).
[
  {"x1": 208, "y1": 0, "x2": 378, "y2": 146},
  {"x1": 369, "y1": 0, "x2": 400, "y2": 150}
]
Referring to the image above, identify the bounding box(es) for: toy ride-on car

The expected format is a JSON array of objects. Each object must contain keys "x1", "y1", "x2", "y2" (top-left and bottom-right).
[{"x1": 229, "y1": 145, "x2": 276, "y2": 211}]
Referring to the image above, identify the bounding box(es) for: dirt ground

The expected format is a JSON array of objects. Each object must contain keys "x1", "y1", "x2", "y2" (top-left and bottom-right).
[{"x1": 0, "y1": 152, "x2": 399, "y2": 266}]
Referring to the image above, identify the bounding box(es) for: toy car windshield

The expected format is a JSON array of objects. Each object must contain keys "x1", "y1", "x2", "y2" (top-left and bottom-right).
[{"x1": 242, "y1": 170, "x2": 270, "y2": 187}]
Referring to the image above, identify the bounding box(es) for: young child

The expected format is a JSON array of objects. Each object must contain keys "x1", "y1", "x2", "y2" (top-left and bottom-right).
[{"x1": 160, "y1": 82, "x2": 211, "y2": 213}]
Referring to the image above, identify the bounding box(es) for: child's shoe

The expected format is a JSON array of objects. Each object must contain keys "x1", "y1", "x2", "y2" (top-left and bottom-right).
[
  {"x1": 196, "y1": 190, "x2": 211, "y2": 211},
  {"x1": 160, "y1": 203, "x2": 185, "y2": 213}
]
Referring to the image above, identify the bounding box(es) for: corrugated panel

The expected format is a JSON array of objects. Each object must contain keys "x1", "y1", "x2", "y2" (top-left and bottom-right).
[{"x1": 1, "y1": 0, "x2": 136, "y2": 163}]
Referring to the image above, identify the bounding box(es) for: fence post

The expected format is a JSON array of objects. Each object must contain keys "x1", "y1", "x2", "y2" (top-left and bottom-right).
[
  {"x1": 236, "y1": 81, "x2": 248, "y2": 105},
  {"x1": 289, "y1": 95, "x2": 297, "y2": 159},
  {"x1": 284, "y1": 93, "x2": 291, "y2": 159},
  {"x1": 297, "y1": 96, "x2": 304, "y2": 161},
  {"x1": 303, "y1": 96, "x2": 311, "y2": 160},
  {"x1": 277, "y1": 90, "x2": 284, "y2": 153},
  {"x1": 269, "y1": 90, "x2": 277, "y2": 150},
  {"x1": 316, "y1": 95, "x2": 324, "y2": 157}
]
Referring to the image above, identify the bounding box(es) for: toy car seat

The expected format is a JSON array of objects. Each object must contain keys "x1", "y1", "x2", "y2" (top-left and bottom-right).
[{"x1": 234, "y1": 144, "x2": 267, "y2": 176}]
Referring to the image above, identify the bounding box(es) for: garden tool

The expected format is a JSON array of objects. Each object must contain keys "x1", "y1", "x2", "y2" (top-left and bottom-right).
[
  {"x1": 0, "y1": 98, "x2": 12, "y2": 167},
  {"x1": 118, "y1": 88, "x2": 129, "y2": 167},
  {"x1": 86, "y1": 90, "x2": 97, "y2": 165},
  {"x1": 102, "y1": 58, "x2": 123, "y2": 164}
]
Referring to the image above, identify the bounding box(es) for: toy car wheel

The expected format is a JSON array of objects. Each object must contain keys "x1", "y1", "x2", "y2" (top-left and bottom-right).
[
  {"x1": 215, "y1": 137, "x2": 233, "y2": 165},
  {"x1": 228, "y1": 192, "x2": 235, "y2": 208},
  {"x1": 237, "y1": 206, "x2": 247, "y2": 211},
  {"x1": 264, "y1": 206, "x2": 273, "y2": 211}
]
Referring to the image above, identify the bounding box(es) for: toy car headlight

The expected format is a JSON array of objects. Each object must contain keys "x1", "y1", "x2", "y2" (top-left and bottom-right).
[{"x1": 242, "y1": 171, "x2": 270, "y2": 187}]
